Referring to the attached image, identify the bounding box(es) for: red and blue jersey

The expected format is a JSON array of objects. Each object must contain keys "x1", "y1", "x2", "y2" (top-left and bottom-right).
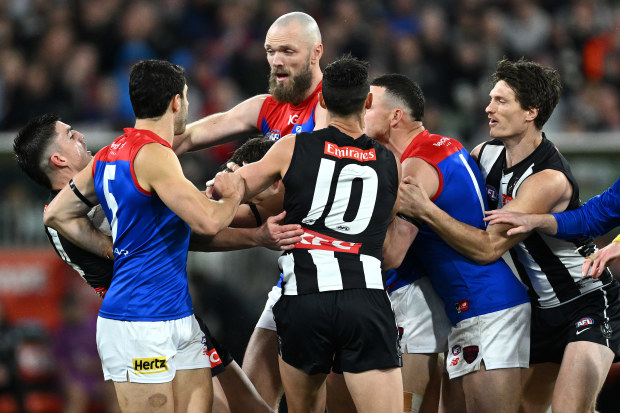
[
  {"x1": 257, "y1": 82, "x2": 322, "y2": 140},
  {"x1": 92, "y1": 128, "x2": 193, "y2": 322},
  {"x1": 391, "y1": 131, "x2": 529, "y2": 324}
]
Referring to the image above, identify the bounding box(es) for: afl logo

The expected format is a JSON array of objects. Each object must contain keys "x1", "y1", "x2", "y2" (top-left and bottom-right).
[
  {"x1": 576, "y1": 317, "x2": 594, "y2": 328},
  {"x1": 486, "y1": 185, "x2": 498, "y2": 202},
  {"x1": 265, "y1": 130, "x2": 281, "y2": 141}
]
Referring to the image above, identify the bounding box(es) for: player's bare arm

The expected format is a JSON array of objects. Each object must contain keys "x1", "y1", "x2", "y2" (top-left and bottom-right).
[
  {"x1": 235, "y1": 134, "x2": 296, "y2": 201},
  {"x1": 383, "y1": 153, "x2": 416, "y2": 270},
  {"x1": 190, "y1": 210, "x2": 302, "y2": 252},
  {"x1": 135, "y1": 143, "x2": 244, "y2": 236},
  {"x1": 173, "y1": 94, "x2": 269, "y2": 155},
  {"x1": 44, "y1": 158, "x2": 114, "y2": 260},
  {"x1": 230, "y1": 187, "x2": 285, "y2": 228},
  {"x1": 399, "y1": 168, "x2": 572, "y2": 265},
  {"x1": 484, "y1": 210, "x2": 559, "y2": 236}
]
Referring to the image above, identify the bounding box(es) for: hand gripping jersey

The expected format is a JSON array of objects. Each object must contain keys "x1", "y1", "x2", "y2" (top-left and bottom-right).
[
  {"x1": 552, "y1": 177, "x2": 620, "y2": 239},
  {"x1": 44, "y1": 192, "x2": 112, "y2": 297},
  {"x1": 478, "y1": 134, "x2": 612, "y2": 308},
  {"x1": 278, "y1": 126, "x2": 399, "y2": 295},
  {"x1": 257, "y1": 83, "x2": 321, "y2": 140},
  {"x1": 398, "y1": 131, "x2": 529, "y2": 324},
  {"x1": 92, "y1": 128, "x2": 193, "y2": 321}
]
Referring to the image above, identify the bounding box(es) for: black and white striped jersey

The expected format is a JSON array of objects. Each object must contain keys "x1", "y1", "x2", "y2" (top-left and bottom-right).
[
  {"x1": 478, "y1": 135, "x2": 612, "y2": 308},
  {"x1": 44, "y1": 191, "x2": 113, "y2": 297},
  {"x1": 278, "y1": 126, "x2": 399, "y2": 295}
]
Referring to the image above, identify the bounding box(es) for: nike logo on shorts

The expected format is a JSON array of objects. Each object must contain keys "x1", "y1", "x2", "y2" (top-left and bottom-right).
[{"x1": 576, "y1": 327, "x2": 591, "y2": 335}]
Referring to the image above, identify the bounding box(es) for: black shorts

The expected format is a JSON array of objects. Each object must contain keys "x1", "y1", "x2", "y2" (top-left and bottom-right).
[
  {"x1": 195, "y1": 314, "x2": 234, "y2": 377},
  {"x1": 531, "y1": 280, "x2": 620, "y2": 364},
  {"x1": 273, "y1": 288, "x2": 402, "y2": 375}
]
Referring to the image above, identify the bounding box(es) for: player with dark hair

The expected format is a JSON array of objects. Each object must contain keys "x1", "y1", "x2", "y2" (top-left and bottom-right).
[
  {"x1": 174, "y1": 12, "x2": 326, "y2": 409},
  {"x1": 44, "y1": 59, "x2": 246, "y2": 413},
  {"x1": 14, "y1": 112, "x2": 291, "y2": 412},
  {"x1": 368, "y1": 73, "x2": 530, "y2": 413},
  {"x1": 226, "y1": 55, "x2": 403, "y2": 413},
  {"x1": 399, "y1": 58, "x2": 620, "y2": 413}
]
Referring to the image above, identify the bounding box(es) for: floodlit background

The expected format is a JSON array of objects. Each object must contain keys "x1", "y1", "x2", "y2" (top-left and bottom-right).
[{"x1": 0, "y1": 0, "x2": 619, "y2": 412}]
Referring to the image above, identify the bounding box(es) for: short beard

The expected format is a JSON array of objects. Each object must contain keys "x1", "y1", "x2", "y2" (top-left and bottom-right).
[{"x1": 269, "y1": 61, "x2": 313, "y2": 105}]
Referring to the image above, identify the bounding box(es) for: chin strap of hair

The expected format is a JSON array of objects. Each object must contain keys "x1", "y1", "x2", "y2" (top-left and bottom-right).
[{"x1": 69, "y1": 179, "x2": 96, "y2": 209}]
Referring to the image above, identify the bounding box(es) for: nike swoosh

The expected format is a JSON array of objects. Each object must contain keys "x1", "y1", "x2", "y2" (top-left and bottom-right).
[{"x1": 576, "y1": 328, "x2": 591, "y2": 335}]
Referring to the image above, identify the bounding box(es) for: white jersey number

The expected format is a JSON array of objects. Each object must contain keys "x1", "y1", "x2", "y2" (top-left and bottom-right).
[
  {"x1": 302, "y1": 159, "x2": 378, "y2": 234},
  {"x1": 102, "y1": 165, "x2": 118, "y2": 240}
]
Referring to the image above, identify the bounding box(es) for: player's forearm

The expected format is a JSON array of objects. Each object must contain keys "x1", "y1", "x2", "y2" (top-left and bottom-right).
[
  {"x1": 382, "y1": 217, "x2": 417, "y2": 270},
  {"x1": 189, "y1": 227, "x2": 259, "y2": 252},
  {"x1": 46, "y1": 216, "x2": 113, "y2": 259},
  {"x1": 195, "y1": 197, "x2": 242, "y2": 236},
  {"x1": 416, "y1": 204, "x2": 501, "y2": 264},
  {"x1": 175, "y1": 115, "x2": 248, "y2": 155}
]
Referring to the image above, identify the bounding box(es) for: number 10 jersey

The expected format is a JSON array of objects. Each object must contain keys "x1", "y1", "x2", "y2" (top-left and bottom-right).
[{"x1": 279, "y1": 126, "x2": 399, "y2": 295}]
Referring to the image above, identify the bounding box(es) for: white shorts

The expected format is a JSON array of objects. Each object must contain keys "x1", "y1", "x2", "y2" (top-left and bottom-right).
[
  {"x1": 97, "y1": 314, "x2": 212, "y2": 383},
  {"x1": 254, "y1": 285, "x2": 282, "y2": 331},
  {"x1": 390, "y1": 276, "x2": 451, "y2": 354},
  {"x1": 446, "y1": 302, "x2": 531, "y2": 379}
]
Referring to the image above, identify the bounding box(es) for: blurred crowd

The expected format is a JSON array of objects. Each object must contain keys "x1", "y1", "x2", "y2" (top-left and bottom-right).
[{"x1": 0, "y1": 0, "x2": 619, "y2": 145}]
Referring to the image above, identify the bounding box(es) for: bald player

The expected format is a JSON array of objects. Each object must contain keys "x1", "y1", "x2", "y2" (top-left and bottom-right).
[{"x1": 174, "y1": 12, "x2": 327, "y2": 410}]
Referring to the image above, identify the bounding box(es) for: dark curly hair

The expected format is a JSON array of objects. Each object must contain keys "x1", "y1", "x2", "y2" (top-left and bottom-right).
[{"x1": 492, "y1": 58, "x2": 562, "y2": 130}]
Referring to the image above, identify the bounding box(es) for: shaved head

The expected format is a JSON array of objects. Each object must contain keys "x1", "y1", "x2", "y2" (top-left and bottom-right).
[{"x1": 270, "y1": 12, "x2": 321, "y2": 46}]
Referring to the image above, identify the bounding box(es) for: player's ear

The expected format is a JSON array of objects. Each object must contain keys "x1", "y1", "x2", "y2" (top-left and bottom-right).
[
  {"x1": 525, "y1": 107, "x2": 539, "y2": 123},
  {"x1": 312, "y1": 43, "x2": 323, "y2": 64},
  {"x1": 49, "y1": 152, "x2": 67, "y2": 168},
  {"x1": 365, "y1": 92, "x2": 373, "y2": 109},
  {"x1": 170, "y1": 94, "x2": 181, "y2": 113},
  {"x1": 392, "y1": 108, "x2": 404, "y2": 125},
  {"x1": 318, "y1": 92, "x2": 327, "y2": 109}
]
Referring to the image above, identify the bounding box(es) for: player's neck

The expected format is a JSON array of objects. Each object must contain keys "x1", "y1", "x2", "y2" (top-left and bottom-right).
[
  {"x1": 328, "y1": 116, "x2": 364, "y2": 138},
  {"x1": 49, "y1": 166, "x2": 75, "y2": 191},
  {"x1": 134, "y1": 117, "x2": 175, "y2": 144},
  {"x1": 502, "y1": 129, "x2": 543, "y2": 168},
  {"x1": 388, "y1": 123, "x2": 425, "y2": 159}
]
